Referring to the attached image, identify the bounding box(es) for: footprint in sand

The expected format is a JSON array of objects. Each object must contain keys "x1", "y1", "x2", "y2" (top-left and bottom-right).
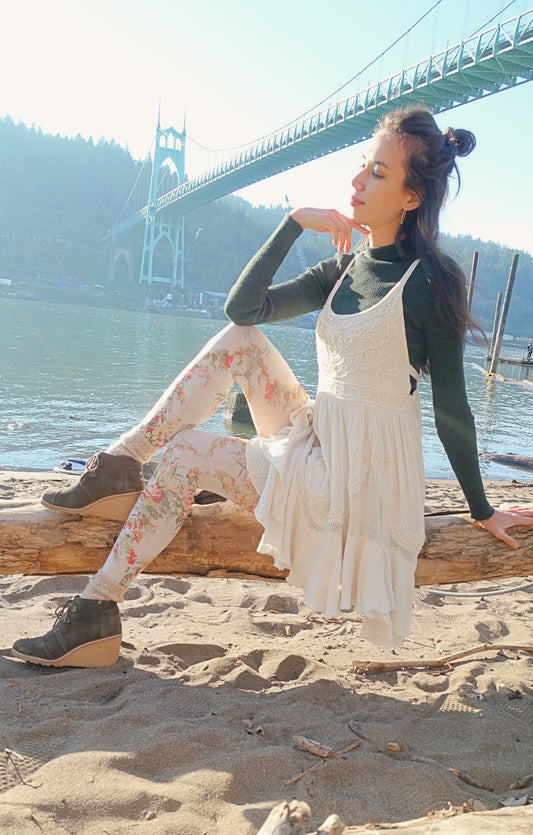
[
  {"x1": 159, "y1": 578, "x2": 191, "y2": 595},
  {"x1": 156, "y1": 642, "x2": 226, "y2": 668},
  {"x1": 241, "y1": 649, "x2": 317, "y2": 683},
  {"x1": 475, "y1": 617, "x2": 510, "y2": 642},
  {"x1": 184, "y1": 590, "x2": 214, "y2": 605},
  {"x1": 252, "y1": 592, "x2": 300, "y2": 615},
  {"x1": 251, "y1": 615, "x2": 312, "y2": 637},
  {"x1": 125, "y1": 600, "x2": 186, "y2": 618},
  {"x1": 4, "y1": 575, "x2": 86, "y2": 603},
  {"x1": 411, "y1": 671, "x2": 450, "y2": 693}
]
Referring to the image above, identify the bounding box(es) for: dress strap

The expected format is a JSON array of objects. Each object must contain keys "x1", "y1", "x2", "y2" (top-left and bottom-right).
[
  {"x1": 326, "y1": 255, "x2": 420, "y2": 314},
  {"x1": 339, "y1": 256, "x2": 356, "y2": 283},
  {"x1": 403, "y1": 259, "x2": 421, "y2": 385},
  {"x1": 399, "y1": 258, "x2": 420, "y2": 287}
]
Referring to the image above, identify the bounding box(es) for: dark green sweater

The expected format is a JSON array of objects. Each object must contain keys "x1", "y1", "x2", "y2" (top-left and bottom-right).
[{"x1": 225, "y1": 215, "x2": 493, "y2": 520}]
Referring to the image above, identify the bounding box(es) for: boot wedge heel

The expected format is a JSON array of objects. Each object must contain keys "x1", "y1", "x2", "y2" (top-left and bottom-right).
[
  {"x1": 12, "y1": 634, "x2": 122, "y2": 668},
  {"x1": 42, "y1": 491, "x2": 141, "y2": 522},
  {"x1": 75, "y1": 491, "x2": 141, "y2": 522}
]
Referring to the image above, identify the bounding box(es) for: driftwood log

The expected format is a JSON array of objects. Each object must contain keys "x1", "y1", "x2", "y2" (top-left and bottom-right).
[
  {"x1": 256, "y1": 801, "x2": 533, "y2": 834},
  {"x1": 1, "y1": 472, "x2": 532, "y2": 584},
  {"x1": 480, "y1": 452, "x2": 533, "y2": 472}
]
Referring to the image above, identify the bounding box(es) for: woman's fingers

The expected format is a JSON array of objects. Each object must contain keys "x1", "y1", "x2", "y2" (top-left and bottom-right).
[
  {"x1": 495, "y1": 530, "x2": 519, "y2": 549},
  {"x1": 290, "y1": 208, "x2": 360, "y2": 253},
  {"x1": 351, "y1": 221, "x2": 371, "y2": 238},
  {"x1": 475, "y1": 507, "x2": 533, "y2": 549},
  {"x1": 502, "y1": 504, "x2": 533, "y2": 516}
]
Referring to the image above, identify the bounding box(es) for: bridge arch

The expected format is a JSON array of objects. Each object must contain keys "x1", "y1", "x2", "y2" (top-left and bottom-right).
[{"x1": 108, "y1": 244, "x2": 136, "y2": 289}]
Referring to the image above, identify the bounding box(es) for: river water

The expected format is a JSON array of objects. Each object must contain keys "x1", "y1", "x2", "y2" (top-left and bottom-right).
[{"x1": 1, "y1": 296, "x2": 532, "y2": 481}]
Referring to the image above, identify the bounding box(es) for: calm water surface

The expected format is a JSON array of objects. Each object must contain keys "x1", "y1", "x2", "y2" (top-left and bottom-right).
[{"x1": 1, "y1": 297, "x2": 532, "y2": 480}]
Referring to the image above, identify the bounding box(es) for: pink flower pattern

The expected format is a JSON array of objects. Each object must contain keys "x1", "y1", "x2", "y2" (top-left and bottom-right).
[
  {"x1": 97, "y1": 326, "x2": 308, "y2": 593},
  {"x1": 142, "y1": 342, "x2": 305, "y2": 448}
]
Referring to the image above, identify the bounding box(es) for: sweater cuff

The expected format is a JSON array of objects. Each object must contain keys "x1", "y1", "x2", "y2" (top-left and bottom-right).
[
  {"x1": 285, "y1": 213, "x2": 304, "y2": 234},
  {"x1": 472, "y1": 505, "x2": 495, "y2": 522}
]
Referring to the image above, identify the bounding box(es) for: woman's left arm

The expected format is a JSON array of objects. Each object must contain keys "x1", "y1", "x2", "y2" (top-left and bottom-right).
[{"x1": 425, "y1": 315, "x2": 533, "y2": 548}]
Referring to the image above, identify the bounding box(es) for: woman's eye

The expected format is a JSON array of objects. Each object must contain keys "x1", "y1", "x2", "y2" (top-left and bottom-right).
[{"x1": 372, "y1": 167, "x2": 384, "y2": 178}]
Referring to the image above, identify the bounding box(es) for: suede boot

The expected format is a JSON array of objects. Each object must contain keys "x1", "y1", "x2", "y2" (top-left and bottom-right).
[
  {"x1": 12, "y1": 596, "x2": 122, "y2": 667},
  {"x1": 41, "y1": 452, "x2": 144, "y2": 521}
]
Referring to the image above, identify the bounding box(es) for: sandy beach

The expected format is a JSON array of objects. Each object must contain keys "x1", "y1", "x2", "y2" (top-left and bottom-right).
[{"x1": 1, "y1": 471, "x2": 532, "y2": 833}]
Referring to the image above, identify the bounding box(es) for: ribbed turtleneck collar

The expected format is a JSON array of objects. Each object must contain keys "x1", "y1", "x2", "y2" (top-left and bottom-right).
[{"x1": 363, "y1": 241, "x2": 415, "y2": 264}]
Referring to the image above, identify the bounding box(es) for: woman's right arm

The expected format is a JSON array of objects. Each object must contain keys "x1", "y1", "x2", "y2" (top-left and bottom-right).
[{"x1": 224, "y1": 214, "x2": 342, "y2": 325}]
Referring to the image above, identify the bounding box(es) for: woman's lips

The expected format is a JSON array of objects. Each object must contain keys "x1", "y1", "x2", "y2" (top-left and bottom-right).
[{"x1": 351, "y1": 196, "x2": 364, "y2": 207}]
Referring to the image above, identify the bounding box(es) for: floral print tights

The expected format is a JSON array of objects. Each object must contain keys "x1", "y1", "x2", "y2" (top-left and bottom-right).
[{"x1": 87, "y1": 324, "x2": 308, "y2": 600}]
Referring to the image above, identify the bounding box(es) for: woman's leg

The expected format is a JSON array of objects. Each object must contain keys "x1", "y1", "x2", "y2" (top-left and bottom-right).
[
  {"x1": 41, "y1": 324, "x2": 308, "y2": 518},
  {"x1": 112, "y1": 323, "x2": 308, "y2": 461},
  {"x1": 13, "y1": 430, "x2": 259, "y2": 667},
  {"x1": 85, "y1": 429, "x2": 259, "y2": 599}
]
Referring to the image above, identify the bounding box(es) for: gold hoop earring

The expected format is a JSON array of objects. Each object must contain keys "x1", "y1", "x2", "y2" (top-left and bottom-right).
[{"x1": 401, "y1": 210, "x2": 407, "y2": 224}]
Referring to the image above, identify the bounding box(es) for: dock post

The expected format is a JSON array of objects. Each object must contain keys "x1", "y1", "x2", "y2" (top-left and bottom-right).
[
  {"x1": 487, "y1": 292, "x2": 503, "y2": 366},
  {"x1": 467, "y1": 251, "x2": 478, "y2": 313},
  {"x1": 487, "y1": 253, "x2": 519, "y2": 375}
]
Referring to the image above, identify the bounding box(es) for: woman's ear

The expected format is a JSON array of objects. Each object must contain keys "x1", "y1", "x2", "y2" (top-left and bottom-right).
[{"x1": 404, "y1": 189, "x2": 422, "y2": 212}]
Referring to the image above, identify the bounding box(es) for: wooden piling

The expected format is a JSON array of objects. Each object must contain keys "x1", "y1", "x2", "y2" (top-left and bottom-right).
[
  {"x1": 488, "y1": 291, "x2": 502, "y2": 359},
  {"x1": 487, "y1": 253, "x2": 519, "y2": 375},
  {"x1": 466, "y1": 251, "x2": 478, "y2": 313}
]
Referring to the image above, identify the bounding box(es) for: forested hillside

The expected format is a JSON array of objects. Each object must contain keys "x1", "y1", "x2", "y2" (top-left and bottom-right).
[{"x1": 0, "y1": 116, "x2": 531, "y2": 334}]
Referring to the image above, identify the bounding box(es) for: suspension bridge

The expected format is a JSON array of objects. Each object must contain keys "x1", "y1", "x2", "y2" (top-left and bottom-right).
[{"x1": 109, "y1": 8, "x2": 533, "y2": 288}]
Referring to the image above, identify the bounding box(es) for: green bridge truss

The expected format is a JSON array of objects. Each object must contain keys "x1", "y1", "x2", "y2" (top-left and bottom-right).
[{"x1": 110, "y1": 9, "x2": 533, "y2": 284}]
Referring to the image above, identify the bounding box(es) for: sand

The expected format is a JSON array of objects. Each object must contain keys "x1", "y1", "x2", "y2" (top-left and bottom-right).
[{"x1": 1, "y1": 471, "x2": 532, "y2": 833}]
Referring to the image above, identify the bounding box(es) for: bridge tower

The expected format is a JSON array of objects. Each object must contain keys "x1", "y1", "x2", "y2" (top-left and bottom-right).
[{"x1": 139, "y1": 120, "x2": 186, "y2": 288}]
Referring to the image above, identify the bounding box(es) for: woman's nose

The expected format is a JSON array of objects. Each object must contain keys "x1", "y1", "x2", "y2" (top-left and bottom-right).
[{"x1": 351, "y1": 171, "x2": 364, "y2": 190}]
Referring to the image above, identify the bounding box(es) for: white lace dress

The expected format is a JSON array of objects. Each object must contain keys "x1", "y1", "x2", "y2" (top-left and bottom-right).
[{"x1": 246, "y1": 259, "x2": 426, "y2": 645}]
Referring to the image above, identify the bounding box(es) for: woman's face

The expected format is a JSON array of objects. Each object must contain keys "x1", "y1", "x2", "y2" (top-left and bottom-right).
[{"x1": 351, "y1": 131, "x2": 420, "y2": 247}]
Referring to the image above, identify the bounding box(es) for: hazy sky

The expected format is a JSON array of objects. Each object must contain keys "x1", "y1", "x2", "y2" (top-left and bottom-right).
[{"x1": 2, "y1": 0, "x2": 532, "y2": 254}]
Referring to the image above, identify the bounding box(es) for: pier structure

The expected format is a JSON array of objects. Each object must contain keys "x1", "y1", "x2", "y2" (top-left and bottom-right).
[{"x1": 484, "y1": 252, "x2": 532, "y2": 381}]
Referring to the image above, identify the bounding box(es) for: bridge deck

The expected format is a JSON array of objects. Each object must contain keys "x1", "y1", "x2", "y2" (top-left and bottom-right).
[{"x1": 111, "y1": 10, "x2": 533, "y2": 238}]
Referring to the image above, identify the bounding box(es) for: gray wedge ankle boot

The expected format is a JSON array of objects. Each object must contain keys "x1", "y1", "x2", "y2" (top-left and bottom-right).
[
  {"x1": 41, "y1": 452, "x2": 144, "y2": 521},
  {"x1": 11, "y1": 596, "x2": 122, "y2": 667}
]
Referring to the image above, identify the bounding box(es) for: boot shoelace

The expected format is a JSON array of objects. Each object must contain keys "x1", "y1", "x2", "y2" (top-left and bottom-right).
[
  {"x1": 84, "y1": 453, "x2": 101, "y2": 475},
  {"x1": 54, "y1": 599, "x2": 77, "y2": 626}
]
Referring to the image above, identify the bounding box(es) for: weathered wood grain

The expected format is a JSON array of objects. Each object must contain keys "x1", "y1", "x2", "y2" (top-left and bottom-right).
[{"x1": 1, "y1": 490, "x2": 532, "y2": 585}]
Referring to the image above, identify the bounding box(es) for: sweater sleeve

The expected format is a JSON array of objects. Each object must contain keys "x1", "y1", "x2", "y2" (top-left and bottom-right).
[
  {"x1": 425, "y1": 314, "x2": 494, "y2": 520},
  {"x1": 225, "y1": 215, "x2": 341, "y2": 324}
]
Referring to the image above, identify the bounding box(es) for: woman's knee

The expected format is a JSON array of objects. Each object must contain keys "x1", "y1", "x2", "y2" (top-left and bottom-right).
[{"x1": 208, "y1": 323, "x2": 266, "y2": 353}]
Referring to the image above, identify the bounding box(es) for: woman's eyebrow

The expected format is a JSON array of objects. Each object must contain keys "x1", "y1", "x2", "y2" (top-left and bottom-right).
[{"x1": 362, "y1": 155, "x2": 390, "y2": 169}]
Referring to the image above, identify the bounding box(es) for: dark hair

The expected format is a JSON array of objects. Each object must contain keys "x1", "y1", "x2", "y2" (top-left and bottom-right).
[{"x1": 375, "y1": 105, "x2": 480, "y2": 340}]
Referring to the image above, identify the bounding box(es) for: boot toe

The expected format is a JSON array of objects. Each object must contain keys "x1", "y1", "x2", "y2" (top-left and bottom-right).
[
  {"x1": 12, "y1": 635, "x2": 54, "y2": 663},
  {"x1": 41, "y1": 484, "x2": 90, "y2": 512},
  {"x1": 41, "y1": 487, "x2": 60, "y2": 506}
]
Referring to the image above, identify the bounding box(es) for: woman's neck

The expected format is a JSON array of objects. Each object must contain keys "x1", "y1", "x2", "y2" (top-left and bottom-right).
[{"x1": 368, "y1": 231, "x2": 399, "y2": 248}]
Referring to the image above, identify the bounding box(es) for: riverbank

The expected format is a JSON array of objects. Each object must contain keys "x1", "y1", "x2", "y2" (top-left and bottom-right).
[{"x1": 1, "y1": 472, "x2": 532, "y2": 832}]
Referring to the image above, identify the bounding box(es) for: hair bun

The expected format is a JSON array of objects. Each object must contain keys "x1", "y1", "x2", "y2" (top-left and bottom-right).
[{"x1": 443, "y1": 126, "x2": 476, "y2": 157}]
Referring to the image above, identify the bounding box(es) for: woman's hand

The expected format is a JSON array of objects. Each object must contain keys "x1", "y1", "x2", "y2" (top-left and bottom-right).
[
  {"x1": 290, "y1": 208, "x2": 369, "y2": 254},
  {"x1": 474, "y1": 505, "x2": 533, "y2": 549}
]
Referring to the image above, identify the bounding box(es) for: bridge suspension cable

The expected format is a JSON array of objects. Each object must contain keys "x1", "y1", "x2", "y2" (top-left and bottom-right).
[
  {"x1": 187, "y1": 0, "x2": 523, "y2": 158},
  {"x1": 467, "y1": 0, "x2": 518, "y2": 36},
  {"x1": 114, "y1": 138, "x2": 155, "y2": 224},
  {"x1": 187, "y1": 0, "x2": 443, "y2": 155}
]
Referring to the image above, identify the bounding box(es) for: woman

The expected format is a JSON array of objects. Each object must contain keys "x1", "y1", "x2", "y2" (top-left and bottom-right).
[{"x1": 12, "y1": 106, "x2": 533, "y2": 666}]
